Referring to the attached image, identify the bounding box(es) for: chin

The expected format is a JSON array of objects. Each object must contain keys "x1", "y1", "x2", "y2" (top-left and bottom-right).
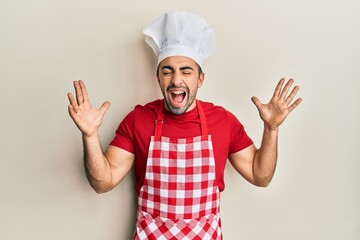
[
  {"x1": 168, "y1": 105, "x2": 188, "y2": 115},
  {"x1": 170, "y1": 108, "x2": 187, "y2": 115},
  {"x1": 165, "y1": 100, "x2": 188, "y2": 115}
]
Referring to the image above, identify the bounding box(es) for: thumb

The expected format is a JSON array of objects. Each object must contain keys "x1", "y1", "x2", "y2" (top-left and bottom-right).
[
  {"x1": 99, "y1": 101, "x2": 111, "y2": 115},
  {"x1": 251, "y1": 96, "x2": 262, "y2": 110}
]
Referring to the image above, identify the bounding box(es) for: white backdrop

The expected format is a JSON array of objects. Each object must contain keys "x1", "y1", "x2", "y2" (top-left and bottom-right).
[{"x1": 1, "y1": 0, "x2": 359, "y2": 239}]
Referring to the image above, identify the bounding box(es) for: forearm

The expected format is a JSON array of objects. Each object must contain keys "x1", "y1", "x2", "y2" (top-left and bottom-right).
[
  {"x1": 82, "y1": 133, "x2": 112, "y2": 193},
  {"x1": 253, "y1": 125, "x2": 279, "y2": 187}
]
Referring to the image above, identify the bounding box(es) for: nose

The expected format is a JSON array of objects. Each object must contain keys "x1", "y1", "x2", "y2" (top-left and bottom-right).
[{"x1": 170, "y1": 71, "x2": 183, "y2": 86}]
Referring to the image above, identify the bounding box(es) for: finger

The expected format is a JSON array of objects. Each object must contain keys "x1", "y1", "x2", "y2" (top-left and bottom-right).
[
  {"x1": 68, "y1": 104, "x2": 77, "y2": 119},
  {"x1": 285, "y1": 85, "x2": 300, "y2": 105},
  {"x1": 251, "y1": 96, "x2": 262, "y2": 110},
  {"x1": 279, "y1": 78, "x2": 295, "y2": 100},
  {"x1": 74, "y1": 80, "x2": 84, "y2": 104},
  {"x1": 288, "y1": 98, "x2": 302, "y2": 113},
  {"x1": 273, "y1": 78, "x2": 285, "y2": 98},
  {"x1": 79, "y1": 80, "x2": 89, "y2": 103},
  {"x1": 99, "y1": 101, "x2": 111, "y2": 115},
  {"x1": 67, "y1": 92, "x2": 79, "y2": 113}
]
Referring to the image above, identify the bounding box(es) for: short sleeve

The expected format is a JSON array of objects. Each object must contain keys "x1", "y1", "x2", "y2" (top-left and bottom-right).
[
  {"x1": 109, "y1": 110, "x2": 135, "y2": 154},
  {"x1": 227, "y1": 111, "x2": 253, "y2": 154}
]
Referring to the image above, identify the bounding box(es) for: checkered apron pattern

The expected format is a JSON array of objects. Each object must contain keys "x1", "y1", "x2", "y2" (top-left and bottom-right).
[{"x1": 133, "y1": 100, "x2": 222, "y2": 240}]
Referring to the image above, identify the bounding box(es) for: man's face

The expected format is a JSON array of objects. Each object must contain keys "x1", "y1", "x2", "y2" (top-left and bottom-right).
[{"x1": 157, "y1": 56, "x2": 204, "y2": 115}]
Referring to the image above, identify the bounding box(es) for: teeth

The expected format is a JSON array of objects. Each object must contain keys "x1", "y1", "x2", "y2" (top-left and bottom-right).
[{"x1": 172, "y1": 91, "x2": 184, "y2": 95}]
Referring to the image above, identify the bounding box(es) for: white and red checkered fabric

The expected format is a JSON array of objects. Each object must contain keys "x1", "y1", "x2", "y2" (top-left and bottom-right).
[
  {"x1": 133, "y1": 100, "x2": 222, "y2": 240},
  {"x1": 135, "y1": 211, "x2": 221, "y2": 240},
  {"x1": 139, "y1": 135, "x2": 220, "y2": 219}
]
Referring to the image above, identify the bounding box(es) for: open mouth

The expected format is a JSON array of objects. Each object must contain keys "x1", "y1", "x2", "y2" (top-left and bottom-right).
[{"x1": 169, "y1": 89, "x2": 186, "y2": 107}]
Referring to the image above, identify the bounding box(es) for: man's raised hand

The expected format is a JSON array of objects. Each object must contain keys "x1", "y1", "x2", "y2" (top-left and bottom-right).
[
  {"x1": 251, "y1": 78, "x2": 302, "y2": 131},
  {"x1": 67, "y1": 80, "x2": 110, "y2": 137}
]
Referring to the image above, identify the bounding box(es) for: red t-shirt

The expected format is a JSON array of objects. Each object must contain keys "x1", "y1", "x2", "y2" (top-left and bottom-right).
[{"x1": 110, "y1": 99, "x2": 253, "y2": 193}]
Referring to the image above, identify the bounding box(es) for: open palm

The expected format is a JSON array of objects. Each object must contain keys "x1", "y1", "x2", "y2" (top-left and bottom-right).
[
  {"x1": 67, "y1": 80, "x2": 110, "y2": 137},
  {"x1": 251, "y1": 78, "x2": 302, "y2": 130}
]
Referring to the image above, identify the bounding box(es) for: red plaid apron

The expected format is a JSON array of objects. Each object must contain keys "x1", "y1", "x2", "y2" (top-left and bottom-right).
[{"x1": 133, "y1": 100, "x2": 222, "y2": 240}]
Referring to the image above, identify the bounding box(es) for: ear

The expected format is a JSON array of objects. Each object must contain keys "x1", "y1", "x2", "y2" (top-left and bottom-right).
[
  {"x1": 198, "y1": 72, "x2": 205, "y2": 88},
  {"x1": 156, "y1": 73, "x2": 160, "y2": 84}
]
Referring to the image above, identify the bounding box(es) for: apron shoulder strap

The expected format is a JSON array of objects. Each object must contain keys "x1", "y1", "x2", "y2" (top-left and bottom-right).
[
  {"x1": 154, "y1": 100, "x2": 164, "y2": 137},
  {"x1": 196, "y1": 100, "x2": 208, "y2": 136}
]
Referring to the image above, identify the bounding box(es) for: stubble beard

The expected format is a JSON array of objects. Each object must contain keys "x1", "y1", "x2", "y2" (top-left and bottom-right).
[{"x1": 163, "y1": 86, "x2": 198, "y2": 115}]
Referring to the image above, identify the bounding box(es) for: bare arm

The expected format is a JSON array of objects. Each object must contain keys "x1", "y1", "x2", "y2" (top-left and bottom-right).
[
  {"x1": 82, "y1": 134, "x2": 134, "y2": 193},
  {"x1": 67, "y1": 80, "x2": 134, "y2": 193},
  {"x1": 229, "y1": 78, "x2": 302, "y2": 187}
]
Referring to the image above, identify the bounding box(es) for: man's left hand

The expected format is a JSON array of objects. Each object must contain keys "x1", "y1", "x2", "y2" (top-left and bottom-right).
[{"x1": 251, "y1": 78, "x2": 302, "y2": 131}]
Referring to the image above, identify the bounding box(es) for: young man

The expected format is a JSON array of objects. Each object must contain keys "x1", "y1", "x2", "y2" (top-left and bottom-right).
[{"x1": 67, "y1": 11, "x2": 302, "y2": 240}]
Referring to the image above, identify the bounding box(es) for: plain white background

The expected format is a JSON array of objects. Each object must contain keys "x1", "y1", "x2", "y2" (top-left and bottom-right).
[{"x1": 0, "y1": 0, "x2": 359, "y2": 239}]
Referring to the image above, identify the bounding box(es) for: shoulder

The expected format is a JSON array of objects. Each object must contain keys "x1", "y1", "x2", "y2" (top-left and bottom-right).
[
  {"x1": 199, "y1": 100, "x2": 226, "y2": 113},
  {"x1": 119, "y1": 99, "x2": 160, "y2": 126},
  {"x1": 135, "y1": 99, "x2": 161, "y2": 112},
  {"x1": 199, "y1": 100, "x2": 236, "y2": 121},
  {"x1": 132, "y1": 99, "x2": 161, "y2": 118}
]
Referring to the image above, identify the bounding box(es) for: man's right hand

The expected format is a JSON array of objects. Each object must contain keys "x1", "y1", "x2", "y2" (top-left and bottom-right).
[{"x1": 67, "y1": 80, "x2": 110, "y2": 137}]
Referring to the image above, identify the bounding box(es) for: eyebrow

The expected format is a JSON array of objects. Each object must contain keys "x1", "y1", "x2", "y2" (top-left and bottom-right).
[
  {"x1": 161, "y1": 66, "x2": 174, "y2": 71},
  {"x1": 179, "y1": 66, "x2": 194, "y2": 71},
  {"x1": 161, "y1": 66, "x2": 194, "y2": 71}
]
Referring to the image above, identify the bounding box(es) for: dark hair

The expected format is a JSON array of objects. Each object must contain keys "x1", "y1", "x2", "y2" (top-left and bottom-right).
[{"x1": 156, "y1": 63, "x2": 203, "y2": 78}]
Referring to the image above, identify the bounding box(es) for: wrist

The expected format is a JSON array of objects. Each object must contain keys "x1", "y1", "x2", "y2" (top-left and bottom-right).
[
  {"x1": 82, "y1": 131, "x2": 99, "y2": 142},
  {"x1": 264, "y1": 124, "x2": 279, "y2": 134}
]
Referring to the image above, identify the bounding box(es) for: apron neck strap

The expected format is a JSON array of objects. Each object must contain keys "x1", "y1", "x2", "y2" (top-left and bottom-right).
[
  {"x1": 154, "y1": 99, "x2": 208, "y2": 137},
  {"x1": 196, "y1": 100, "x2": 208, "y2": 136},
  {"x1": 154, "y1": 100, "x2": 165, "y2": 137}
]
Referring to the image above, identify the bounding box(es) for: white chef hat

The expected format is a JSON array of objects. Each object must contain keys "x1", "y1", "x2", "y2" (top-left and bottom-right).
[{"x1": 143, "y1": 10, "x2": 216, "y2": 68}]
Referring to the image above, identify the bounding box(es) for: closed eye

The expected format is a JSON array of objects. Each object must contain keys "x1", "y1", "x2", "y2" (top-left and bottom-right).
[
  {"x1": 162, "y1": 71, "x2": 172, "y2": 75},
  {"x1": 161, "y1": 65, "x2": 174, "y2": 75}
]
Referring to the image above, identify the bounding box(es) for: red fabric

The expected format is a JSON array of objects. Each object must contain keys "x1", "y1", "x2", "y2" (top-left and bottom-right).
[
  {"x1": 110, "y1": 99, "x2": 253, "y2": 193},
  {"x1": 133, "y1": 100, "x2": 222, "y2": 239}
]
